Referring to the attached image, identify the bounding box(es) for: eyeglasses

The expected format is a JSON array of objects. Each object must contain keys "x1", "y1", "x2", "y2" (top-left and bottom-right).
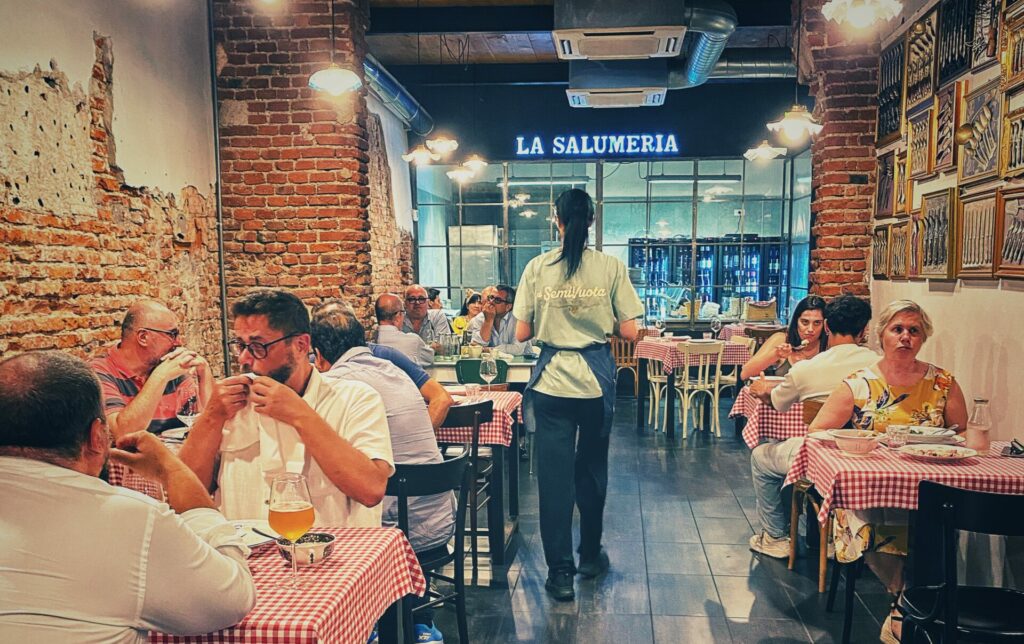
[
  {"x1": 228, "y1": 333, "x2": 300, "y2": 359},
  {"x1": 405, "y1": 296, "x2": 428, "y2": 304},
  {"x1": 140, "y1": 327, "x2": 181, "y2": 341},
  {"x1": 487, "y1": 295, "x2": 510, "y2": 305}
]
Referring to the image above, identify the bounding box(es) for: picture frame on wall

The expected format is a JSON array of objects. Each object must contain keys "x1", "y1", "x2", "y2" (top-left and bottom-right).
[
  {"x1": 994, "y1": 186, "x2": 1024, "y2": 278},
  {"x1": 905, "y1": 10, "x2": 938, "y2": 114},
  {"x1": 908, "y1": 107, "x2": 933, "y2": 180},
  {"x1": 895, "y1": 151, "x2": 910, "y2": 215},
  {"x1": 957, "y1": 190, "x2": 997, "y2": 278},
  {"x1": 872, "y1": 225, "x2": 890, "y2": 279},
  {"x1": 918, "y1": 188, "x2": 957, "y2": 279},
  {"x1": 937, "y1": 0, "x2": 974, "y2": 86},
  {"x1": 889, "y1": 219, "x2": 911, "y2": 279},
  {"x1": 1003, "y1": 12, "x2": 1024, "y2": 90},
  {"x1": 877, "y1": 37, "x2": 906, "y2": 145},
  {"x1": 959, "y1": 80, "x2": 1002, "y2": 184},
  {"x1": 972, "y1": 0, "x2": 1001, "y2": 71},
  {"x1": 932, "y1": 81, "x2": 961, "y2": 173},
  {"x1": 909, "y1": 209, "x2": 923, "y2": 279},
  {"x1": 1001, "y1": 104, "x2": 1024, "y2": 178},
  {"x1": 875, "y1": 151, "x2": 895, "y2": 219}
]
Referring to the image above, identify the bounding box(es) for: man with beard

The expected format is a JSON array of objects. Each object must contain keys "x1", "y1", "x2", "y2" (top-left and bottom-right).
[
  {"x1": 90, "y1": 299, "x2": 213, "y2": 437},
  {"x1": 178, "y1": 289, "x2": 393, "y2": 527}
]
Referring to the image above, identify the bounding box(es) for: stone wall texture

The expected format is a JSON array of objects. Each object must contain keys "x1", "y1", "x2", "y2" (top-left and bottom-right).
[
  {"x1": 796, "y1": 0, "x2": 877, "y2": 298},
  {"x1": 0, "y1": 35, "x2": 226, "y2": 374}
]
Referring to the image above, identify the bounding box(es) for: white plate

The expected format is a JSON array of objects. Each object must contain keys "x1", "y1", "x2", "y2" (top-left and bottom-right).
[
  {"x1": 882, "y1": 434, "x2": 965, "y2": 447},
  {"x1": 231, "y1": 520, "x2": 280, "y2": 549},
  {"x1": 686, "y1": 339, "x2": 719, "y2": 344},
  {"x1": 896, "y1": 444, "x2": 978, "y2": 462},
  {"x1": 161, "y1": 428, "x2": 189, "y2": 441}
]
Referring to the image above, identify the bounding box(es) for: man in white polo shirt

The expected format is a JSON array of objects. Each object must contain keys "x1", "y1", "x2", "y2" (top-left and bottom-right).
[
  {"x1": 178, "y1": 289, "x2": 393, "y2": 528},
  {"x1": 747, "y1": 295, "x2": 879, "y2": 558}
]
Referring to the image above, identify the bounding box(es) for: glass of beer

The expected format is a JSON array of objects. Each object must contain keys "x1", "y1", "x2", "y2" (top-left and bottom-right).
[{"x1": 269, "y1": 473, "x2": 314, "y2": 589}]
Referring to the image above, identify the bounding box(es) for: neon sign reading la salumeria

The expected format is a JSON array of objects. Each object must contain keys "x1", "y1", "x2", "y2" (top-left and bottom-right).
[{"x1": 515, "y1": 133, "x2": 679, "y2": 157}]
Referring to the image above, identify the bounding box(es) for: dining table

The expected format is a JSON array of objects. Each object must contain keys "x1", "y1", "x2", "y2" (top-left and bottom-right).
[
  {"x1": 730, "y1": 385, "x2": 807, "y2": 448},
  {"x1": 149, "y1": 527, "x2": 425, "y2": 644},
  {"x1": 634, "y1": 337, "x2": 752, "y2": 438},
  {"x1": 438, "y1": 387, "x2": 523, "y2": 568}
]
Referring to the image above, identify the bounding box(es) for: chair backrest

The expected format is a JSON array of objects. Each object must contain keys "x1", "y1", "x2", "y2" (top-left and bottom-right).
[
  {"x1": 675, "y1": 341, "x2": 724, "y2": 388},
  {"x1": 745, "y1": 326, "x2": 784, "y2": 349},
  {"x1": 729, "y1": 335, "x2": 757, "y2": 354},
  {"x1": 385, "y1": 452, "x2": 472, "y2": 554},
  {"x1": 440, "y1": 399, "x2": 494, "y2": 428},
  {"x1": 454, "y1": 358, "x2": 509, "y2": 385},
  {"x1": 801, "y1": 399, "x2": 824, "y2": 426},
  {"x1": 646, "y1": 356, "x2": 667, "y2": 380},
  {"x1": 610, "y1": 336, "x2": 636, "y2": 368}
]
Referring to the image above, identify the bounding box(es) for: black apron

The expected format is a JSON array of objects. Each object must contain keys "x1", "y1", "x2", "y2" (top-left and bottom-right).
[{"x1": 525, "y1": 342, "x2": 617, "y2": 437}]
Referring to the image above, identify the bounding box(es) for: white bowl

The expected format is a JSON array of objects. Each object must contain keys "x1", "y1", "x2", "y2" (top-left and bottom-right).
[
  {"x1": 827, "y1": 429, "x2": 879, "y2": 455},
  {"x1": 277, "y1": 532, "x2": 336, "y2": 567}
]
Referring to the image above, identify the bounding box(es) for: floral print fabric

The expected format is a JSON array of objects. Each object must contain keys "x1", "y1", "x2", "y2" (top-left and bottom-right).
[{"x1": 843, "y1": 363, "x2": 954, "y2": 433}]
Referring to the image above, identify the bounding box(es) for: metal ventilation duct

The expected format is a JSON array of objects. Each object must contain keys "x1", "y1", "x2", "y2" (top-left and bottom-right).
[{"x1": 363, "y1": 53, "x2": 434, "y2": 136}]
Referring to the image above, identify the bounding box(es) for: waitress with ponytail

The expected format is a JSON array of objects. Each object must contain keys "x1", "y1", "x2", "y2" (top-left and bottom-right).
[{"x1": 514, "y1": 188, "x2": 644, "y2": 601}]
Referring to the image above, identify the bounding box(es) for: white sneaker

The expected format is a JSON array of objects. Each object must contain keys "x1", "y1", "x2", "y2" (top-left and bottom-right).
[{"x1": 748, "y1": 531, "x2": 791, "y2": 559}]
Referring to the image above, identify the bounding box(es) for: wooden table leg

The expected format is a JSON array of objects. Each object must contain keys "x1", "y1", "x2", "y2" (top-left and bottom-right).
[
  {"x1": 665, "y1": 368, "x2": 676, "y2": 439},
  {"x1": 508, "y1": 419, "x2": 519, "y2": 520},
  {"x1": 636, "y1": 357, "x2": 648, "y2": 433},
  {"x1": 488, "y1": 444, "x2": 507, "y2": 566}
]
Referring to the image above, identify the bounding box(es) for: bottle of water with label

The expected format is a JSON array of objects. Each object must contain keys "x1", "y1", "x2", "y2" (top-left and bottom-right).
[{"x1": 965, "y1": 397, "x2": 992, "y2": 455}]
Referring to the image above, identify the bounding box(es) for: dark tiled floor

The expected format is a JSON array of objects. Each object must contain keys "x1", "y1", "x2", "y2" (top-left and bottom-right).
[{"x1": 433, "y1": 397, "x2": 893, "y2": 643}]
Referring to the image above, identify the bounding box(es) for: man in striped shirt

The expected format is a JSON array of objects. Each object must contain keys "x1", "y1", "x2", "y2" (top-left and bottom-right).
[{"x1": 90, "y1": 300, "x2": 213, "y2": 437}]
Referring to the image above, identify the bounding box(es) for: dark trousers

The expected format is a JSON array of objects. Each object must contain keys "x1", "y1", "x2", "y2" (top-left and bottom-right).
[
  {"x1": 411, "y1": 543, "x2": 450, "y2": 625},
  {"x1": 533, "y1": 391, "x2": 609, "y2": 573}
]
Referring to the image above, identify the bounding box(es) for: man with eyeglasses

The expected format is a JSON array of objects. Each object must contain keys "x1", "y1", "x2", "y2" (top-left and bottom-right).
[
  {"x1": 375, "y1": 293, "x2": 435, "y2": 367},
  {"x1": 467, "y1": 284, "x2": 534, "y2": 355},
  {"x1": 401, "y1": 284, "x2": 451, "y2": 351},
  {"x1": 177, "y1": 289, "x2": 393, "y2": 527},
  {"x1": 89, "y1": 300, "x2": 213, "y2": 437}
]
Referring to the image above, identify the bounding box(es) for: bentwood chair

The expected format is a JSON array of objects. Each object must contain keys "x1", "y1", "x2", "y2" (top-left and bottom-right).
[
  {"x1": 610, "y1": 336, "x2": 639, "y2": 396},
  {"x1": 718, "y1": 335, "x2": 756, "y2": 399},
  {"x1": 667, "y1": 341, "x2": 724, "y2": 438},
  {"x1": 788, "y1": 481, "x2": 832, "y2": 593},
  {"x1": 646, "y1": 357, "x2": 669, "y2": 430},
  {"x1": 385, "y1": 453, "x2": 472, "y2": 644},
  {"x1": 801, "y1": 399, "x2": 825, "y2": 426},
  {"x1": 439, "y1": 399, "x2": 494, "y2": 581},
  {"x1": 897, "y1": 481, "x2": 1024, "y2": 643}
]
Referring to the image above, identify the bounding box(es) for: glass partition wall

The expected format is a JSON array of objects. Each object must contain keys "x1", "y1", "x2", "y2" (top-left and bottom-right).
[{"x1": 416, "y1": 151, "x2": 812, "y2": 323}]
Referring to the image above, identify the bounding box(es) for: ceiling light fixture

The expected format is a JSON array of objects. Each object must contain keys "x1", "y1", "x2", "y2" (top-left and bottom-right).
[
  {"x1": 744, "y1": 140, "x2": 788, "y2": 161},
  {"x1": 402, "y1": 144, "x2": 440, "y2": 165},
  {"x1": 503, "y1": 176, "x2": 591, "y2": 187},
  {"x1": 425, "y1": 135, "x2": 459, "y2": 156},
  {"x1": 519, "y1": 209, "x2": 538, "y2": 218},
  {"x1": 462, "y1": 155, "x2": 488, "y2": 173},
  {"x1": 766, "y1": 0, "x2": 822, "y2": 145},
  {"x1": 646, "y1": 174, "x2": 743, "y2": 184},
  {"x1": 308, "y1": 1, "x2": 362, "y2": 96},
  {"x1": 822, "y1": 0, "x2": 901, "y2": 30},
  {"x1": 446, "y1": 167, "x2": 475, "y2": 183},
  {"x1": 514, "y1": 192, "x2": 530, "y2": 203}
]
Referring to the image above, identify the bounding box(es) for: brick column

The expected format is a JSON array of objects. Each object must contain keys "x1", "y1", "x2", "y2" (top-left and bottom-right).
[
  {"x1": 796, "y1": 0, "x2": 878, "y2": 297},
  {"x1": 213, "y1": 0, "x2": 373, "y2": 313}
]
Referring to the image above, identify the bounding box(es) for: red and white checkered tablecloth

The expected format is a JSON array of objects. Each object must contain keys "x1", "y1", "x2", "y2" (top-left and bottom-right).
[
  {"x1": 730, "y1": 386, "x2": 807, "y2": 449},
  {"x1": 785, "y1": 439, "x2": 1024, "y2": 525},
  {"x1": 151, "y1": 527, "x2": 425, "y2": 644},
  {"x1": 635, "y1": 338, "x2": 751, "y2": 373},
  {"x1": 718, "y1": 323, "x2": 746, "y2": 341},
  {"x1": 637, "y1": 327, "x2": 664, "y2": 339},
  {"x1": 435, "y1": 389, "x2": 522, "y2": 447},
  {"x1": 107, "y1": 461, "x2": 165, "y2": 501}
]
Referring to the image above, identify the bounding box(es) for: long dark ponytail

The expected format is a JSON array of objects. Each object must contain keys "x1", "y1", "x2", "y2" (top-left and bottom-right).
[{"x1": 553, "y1": 188, "x2": 594, "y2": 279}]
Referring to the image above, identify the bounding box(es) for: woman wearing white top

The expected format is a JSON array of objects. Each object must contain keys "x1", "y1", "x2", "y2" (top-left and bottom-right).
[{"x1": 514, "y1": 188, "x2": 644, "y2": 601}]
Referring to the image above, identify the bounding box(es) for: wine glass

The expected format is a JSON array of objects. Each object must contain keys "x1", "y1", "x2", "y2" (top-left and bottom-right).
[
  {"x1": 479, "y1": 354, "x2": 498, "y2": 392},
  {"x1": 175, "y1": 384, "x2": 201, "y2": 430},
  {"x1": 268, "y1": 473, "x2": 315, "y2": 589}
]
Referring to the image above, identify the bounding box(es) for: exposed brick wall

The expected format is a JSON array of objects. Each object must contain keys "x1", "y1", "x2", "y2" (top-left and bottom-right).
[
  {"x1": 213, "y1": 0, "x2": 375, "y2": 318},
  {"x1": 797, "y1": 0, "x2": 877, "y2": 298},
  {"x1": 365, "y1": 112, "x2": 413, "y2": 305},
  {"x1": 0, "y1": 35, "x2": 225, "y2": 375}
]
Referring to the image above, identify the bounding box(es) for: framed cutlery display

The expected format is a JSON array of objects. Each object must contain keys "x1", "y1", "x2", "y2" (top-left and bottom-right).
[
  {"x1": 957, "y1": 190, "x2": 997, "y2": 278},
  {"x1": 895, "y1": 151, "x2": 910, "y2": 215},
  {"x1": 918, "y1": 188, "x2": 957, "y2": 279},
  {"x1": 873, "y1": 225, "x2": 890, "y2": 279},
  {"x1": 889, "y1": 219, "x2": 910, "y2": 279},
  {"x1": 1004, "y1": 13, "x2": 1024, "y2": 90},
  {"x1": 932, "y1": 81, "x2": 961, "y2": 173},
  {"x1": 972, "y1": 0, "x2": 1001, "y2": 71},
  {"x1": 877, "y1": 37, "x2": 906, "y2": 145},
  {"x1": 908, "y1": 108, "x2": 934, "y2": 179},
  {"x1": 875, "y1": 151, "x2": 895, "y2": 218},
  {"x1": 959, "y1": 80, "x2": 1002, "y2": 184},
  {"x1": 906, "y1": 11, "x2": 938, "y2": 113},
  {"x1": 995, "y1": 186, "x2": 1024, "y2": 277},
  {"x1": 937, "y1": 0, "x2": 974, "y2": 86},
  {"x1": 1001, "y1": 104, "x2": 1024, "y2": 178},
  {"x1": 909, "y1": 209, "x2": 924, "y2": 279}
]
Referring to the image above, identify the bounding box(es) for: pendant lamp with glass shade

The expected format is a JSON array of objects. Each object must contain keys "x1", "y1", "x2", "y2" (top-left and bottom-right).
[
  {"x1": 402, "y1": 145, "x2": 439, "y2": 165},
  {"x1": 822, "y1": 0, "x2": 901, "y2": 30},
  {"x1": 462, "y1": 155, "x2": 488, "y2": 173},
  {"x1": 766, "y1": 0, "x2": 822, "y2": 145},
  {"x1": 446, "y1": 167, "x2": 475, "y2": 183},
  {"x1": 308, "y1": 1, "x2": 362, "y2": 96},
  {"x1": 425, "y1": 135, "x2": 459, "y2": 156},
  {"x1": 744, "y1": 140, "x2": 787, "y2": 161}
]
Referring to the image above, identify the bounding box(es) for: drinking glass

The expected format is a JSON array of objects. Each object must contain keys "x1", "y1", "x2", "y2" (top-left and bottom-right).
[
  {"x1": 176, "y1": 384, "x2": 201, "y2": 429},
  {"x1": 479, "y1": 355, "x2": 498, "y2": 391},
  {"x1": 702, "y1": 332, "x2": 713, "y2": 340},
  {"x1": 465, "y1": 383, "x2": 481, "y2": 402},
  {"x1": 268, "y1": 473, "x2": 314, "y2": 589},
  {"x1": 887, "y1": 425, "x2": 910, "y2": 449}
]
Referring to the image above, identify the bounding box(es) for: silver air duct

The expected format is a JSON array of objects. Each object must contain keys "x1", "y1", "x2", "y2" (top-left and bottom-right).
[{"x1": 363, "y1": 53, "x2": 434, "y2": 136}]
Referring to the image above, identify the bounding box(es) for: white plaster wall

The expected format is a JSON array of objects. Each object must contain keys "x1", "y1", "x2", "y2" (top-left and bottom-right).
[
  {"x1": 368, "y1": 95, "x2": 413, "y2": 231},
  {"x1": 0, "y1": 0, "x2": 215, "y2": 194}
]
